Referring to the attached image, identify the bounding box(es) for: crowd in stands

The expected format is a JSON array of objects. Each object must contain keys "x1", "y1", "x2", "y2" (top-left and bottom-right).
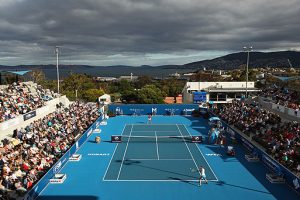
[
  {"x1": 0, "y1": 102, "x2": 99, "y2": 198},
  {"x1": 261, "y1": 87, "x2": 300, "y2": 111},
  {"x1": 214, "y1": 101, "x2": 300, "y2": 177},
  {"x1": 0, "y1": 82, "x2": 55, "y2": 123}
]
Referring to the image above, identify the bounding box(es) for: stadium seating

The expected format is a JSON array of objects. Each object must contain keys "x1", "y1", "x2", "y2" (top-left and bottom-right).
[
  {"x1": 0, "y1": 82, "x2": 57, "y2": 123},
  {"x1": 215, "y1": 100, "x2": 300, "y2": 176},
  {"x1": 0, "y1": 101, "x2": 99, "y2": 199}
]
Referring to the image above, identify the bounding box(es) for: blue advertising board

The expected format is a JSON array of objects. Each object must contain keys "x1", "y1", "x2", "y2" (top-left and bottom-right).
[
  {"x1": 108, "y1": 104, "x2": 199, "y2": 115},
  {"x1": 193, "y1": 92, "x2": 206, "y2": 103}
]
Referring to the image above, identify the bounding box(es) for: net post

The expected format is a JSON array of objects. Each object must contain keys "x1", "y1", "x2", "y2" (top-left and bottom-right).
[
  {"x1": 192, "y1": 136, "x2": 203, "y2": 143},
  {"x1": 111, "y1": 136, "x2": 122, "y2": 143}
]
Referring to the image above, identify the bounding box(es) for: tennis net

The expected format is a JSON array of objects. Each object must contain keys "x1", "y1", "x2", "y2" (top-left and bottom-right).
[{"x1": 111, "y1": 135, "x2": 202, "y2": 143}]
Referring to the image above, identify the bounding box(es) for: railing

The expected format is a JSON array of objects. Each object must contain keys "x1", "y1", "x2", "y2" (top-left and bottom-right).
[{"x1": 258, "y1": 97, "x2": 300, "y2": 118}]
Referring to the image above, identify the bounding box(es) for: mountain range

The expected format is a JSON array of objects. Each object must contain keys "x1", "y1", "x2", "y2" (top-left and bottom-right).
[
  {"x1": 0, "y1": 51, "x2": 299, "y2": 79},
  {"x1": 183, "y1": 51, "x2": 300, "y2": 70}
]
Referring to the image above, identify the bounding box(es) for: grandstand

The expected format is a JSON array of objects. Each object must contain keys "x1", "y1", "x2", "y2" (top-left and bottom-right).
[{"x1": 0, "y1": 83, "x2": 299, "y2": 200}]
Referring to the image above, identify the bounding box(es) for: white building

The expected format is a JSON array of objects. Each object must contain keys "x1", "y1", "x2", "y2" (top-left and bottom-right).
[
  {"x1": 119, "y1": 75, "x2": 138, "y2": 81},
  {"x1": 182, "y1": 82, "x2": 260, "y2": 104},
  {"x1": 98, "y1": 94, "x2": 111, "y2": 105},
  {"x1": 95, "y1": 77, "x2": 117, "y2": 82}
]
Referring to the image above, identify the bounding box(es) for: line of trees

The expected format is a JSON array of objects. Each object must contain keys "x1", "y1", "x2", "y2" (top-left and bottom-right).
[{"x1": 30, "y1": 70, "x2": 186, "y2": 103}]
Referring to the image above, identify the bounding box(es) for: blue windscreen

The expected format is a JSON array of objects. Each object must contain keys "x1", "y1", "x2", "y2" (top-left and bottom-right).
[{"x1": 193, "y1": 92, "x2": 206, "y2": 103}]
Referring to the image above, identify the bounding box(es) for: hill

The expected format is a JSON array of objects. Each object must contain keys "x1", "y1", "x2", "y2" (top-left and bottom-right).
[
  {"x1": 0, "y1": 51, "x2": 299, "y2": 79},
  {"x1": 183, "y1": 51, "x2": 300, "y2": 70}
]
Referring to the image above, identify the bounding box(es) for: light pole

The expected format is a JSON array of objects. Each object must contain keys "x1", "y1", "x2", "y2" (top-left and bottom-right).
[
  {"x1": 55, "y1": 46, "x2": 60, "y2": 95},
  {"x1": 243, "y1": 46, "x2": 253, "y2": 98}
]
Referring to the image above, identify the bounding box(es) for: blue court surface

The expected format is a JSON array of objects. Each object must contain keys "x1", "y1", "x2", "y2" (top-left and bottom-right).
[{"x1": 38, "y1": 116, "x2": 299, "y2": 200}]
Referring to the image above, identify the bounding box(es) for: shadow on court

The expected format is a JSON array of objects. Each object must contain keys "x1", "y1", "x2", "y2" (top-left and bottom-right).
[
  {"x1": 168, "y1": 177, "x2": 200, "y2": 187},
  {"x1": 115, "y1": 159, "x2": 198, "y2": 179},
  {"x1": 215, "y1": 181, "x2": 272, "y2": 195},
  {"x1": 37, "y1": 195, "x2": 99, "y2": 200}
]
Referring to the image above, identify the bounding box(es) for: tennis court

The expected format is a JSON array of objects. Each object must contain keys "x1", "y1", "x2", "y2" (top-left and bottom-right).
[
  {"x1": 37, "y1": 115, "x2": 300, "y2": 200},
  {"x1": 103, "y1": 124, "x2": 217, "y2": 181}
]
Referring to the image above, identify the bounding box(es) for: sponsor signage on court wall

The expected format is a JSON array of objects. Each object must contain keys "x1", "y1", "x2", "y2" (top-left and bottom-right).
[
  {"x1": 87, "y1": 128, "x2": 93, "y2": 137},
  {"x1": 152, "y1": 108, "x2": 157, "y2": 114},
  {"x1": 193, "y1": 92, "x2": 206, "y2": 103},
  {"x1": 53, "y1": 161, "x2": 62, "y2": 173},
  {"x1": 23, "y1": 110, "x2": 37, "y2": 121},
  {"x1": 262, "y1": 154, "x2": 281, "y2": 175},
  {"x1": 108, "y1": 104, "x2": 199, "y2": 115},
  {"x1": 241, "y1": 138, "x2": 254, "y2": 153}
]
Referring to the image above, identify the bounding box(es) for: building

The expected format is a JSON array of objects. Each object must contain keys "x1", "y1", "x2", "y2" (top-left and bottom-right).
[
  {"x1": 98, "y1": 94, "x2": 111, "y2": 105},
  {"x1": 119, "y1": 75, "x2": 138, "y2": 81},
  {"x1": 163, "y1": 95, "x2": 183, "y2": 104},
  {"x1": 182, "y1": 82, "x2": 260, "y2": 104},
  {"x1": 95, "y1": 77, "x2": 117, "y2": 82}
]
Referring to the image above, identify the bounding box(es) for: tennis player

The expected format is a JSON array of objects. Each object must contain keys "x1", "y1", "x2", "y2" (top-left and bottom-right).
[
  {"x1": 198, "y1": 166, "x2": 208, "y2": 186},
  {"x1": 148, "y1": 114, "x2": 152, "y2": 124}
]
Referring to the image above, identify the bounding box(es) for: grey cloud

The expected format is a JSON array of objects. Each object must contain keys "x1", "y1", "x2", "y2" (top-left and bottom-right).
[{"x1": 0, "y1": 0, "x2": 299, "y2": 65}]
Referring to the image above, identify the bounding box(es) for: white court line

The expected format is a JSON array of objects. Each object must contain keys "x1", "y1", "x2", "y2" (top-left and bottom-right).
[
  {"x1": 154, "y1": 131, "x2": 160, "y2": 160},
  {"x1": 102, "y1": 124, "x2": 128, "y2": 181},
  {"x1": 127, "y1": 158, "x2": 193, "y2": 161},
  {"x1": 130, "y1": 131, "x2": 179, "y2": 133},
  {"x1": 118, "y1": 135, "x2": 186, "y2": 138},
  {"x1": 130, "y1": 124, "x2": 179, "y2": 126},
  {"x1": 176, "y1": 124, "x2": 201, "y2": 178},
  {"x1": 103, "y1": 179, "x2": 219, "y2": 182},
  {"x1": 182, "y1": 124, "x2": 219, "y2": 181},
  {"x1": 117, "y1": 124, "x2": 133, "y2": 180}
]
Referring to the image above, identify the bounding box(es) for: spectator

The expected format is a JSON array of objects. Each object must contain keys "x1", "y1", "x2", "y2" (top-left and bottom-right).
[
  {"x1": 0, "y1": 82, "x2": 55, "y2": 123},
  {"x1": 214, "y1": 100, "x2": 300, "y2": 177},
  {"x1": 0, "y1": 102, "x2": 99, "y2": 197}
]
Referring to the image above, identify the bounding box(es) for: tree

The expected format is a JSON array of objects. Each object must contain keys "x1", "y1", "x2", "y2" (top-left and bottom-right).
[
  {"x1": 159, "y1": 78, "x2": 186, "y2": 96},
  {"x1": 30, "y1": 70, "x2": 45, "y2": 84},
  {"x1": 110, "y1": 93, "x2": 121, "y2": 102},
  {"x1": 121, "y1": 90, "x2": 138, "y2": 103},
  {"x1": 61, "y1": 73, "x2": 94, "y2": 96},
  {"x1": 135, "y1": 76, "x2": 152, "y2": 89},
  {"x1": 137, "y1": 84, "x2": 164, "y2": 104},
  {"x1": 118, "y1": 80, "x2": 134, "y2": 94},
  {"x1": 82, "y1": 88, "x2": 105, "y2": 102}
]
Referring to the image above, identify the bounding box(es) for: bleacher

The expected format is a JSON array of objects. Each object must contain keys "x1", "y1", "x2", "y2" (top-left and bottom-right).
[{"x1": 0, "y1": 81, "x2": 57, "y2": 123}]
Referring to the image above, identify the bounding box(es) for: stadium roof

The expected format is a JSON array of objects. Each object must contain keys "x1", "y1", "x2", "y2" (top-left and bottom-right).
[
  {"x1": 272, "y1": 75, "x2": 300, "y2": 81},
  {"x1": 0, "y1": 70, "x2": 31, "y2": 76}
]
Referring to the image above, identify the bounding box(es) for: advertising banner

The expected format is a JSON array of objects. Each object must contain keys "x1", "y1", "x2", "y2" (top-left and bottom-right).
[
  {"x1": 193, "y1": 92, "x2": 206, "y2": 103},
  {"x1": 23, "y1": 111, "x2": 37, "y2": 121},
  {"x1": 108, "y1": 104, "x2": 199, "y2": 115}
]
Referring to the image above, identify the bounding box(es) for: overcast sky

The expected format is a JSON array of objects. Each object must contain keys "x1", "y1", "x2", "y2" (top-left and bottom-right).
[{"x1": 0, "y1": 0, "x2": 299, "y2": 66}]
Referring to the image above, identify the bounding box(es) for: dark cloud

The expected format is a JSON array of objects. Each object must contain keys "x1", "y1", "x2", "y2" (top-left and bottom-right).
[{"x1": 0, "y1": 0, "x2": 299, "y2": 65}]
